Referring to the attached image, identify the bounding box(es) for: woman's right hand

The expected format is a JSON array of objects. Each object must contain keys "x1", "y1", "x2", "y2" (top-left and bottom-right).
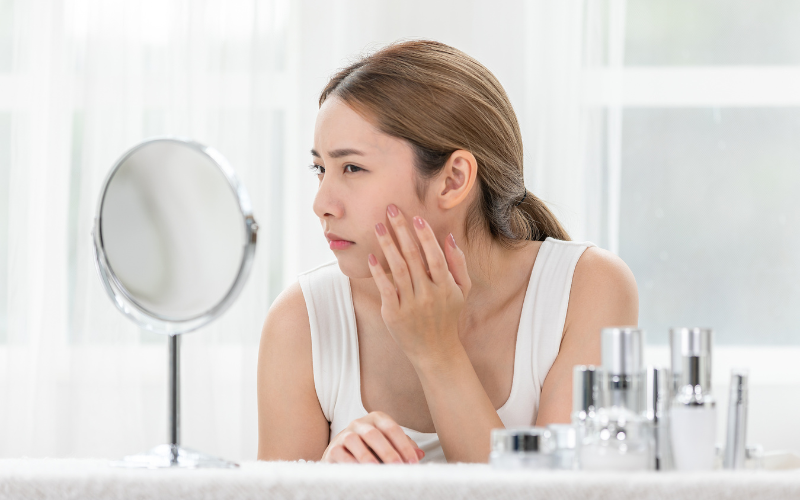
[{"x1": 321, "y1": 411, "x2": 425, "y2": 464}]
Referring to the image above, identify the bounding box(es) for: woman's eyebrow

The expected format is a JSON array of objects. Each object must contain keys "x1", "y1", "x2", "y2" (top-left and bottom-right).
[{"x1": 310, "y1": 148, "x2": 366, "y2": 159}]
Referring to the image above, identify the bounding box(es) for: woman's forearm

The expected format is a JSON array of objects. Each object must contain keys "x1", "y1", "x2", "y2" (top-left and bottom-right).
[{"x1": 411, "y1": 342, "x2": 504, "y2": 463}]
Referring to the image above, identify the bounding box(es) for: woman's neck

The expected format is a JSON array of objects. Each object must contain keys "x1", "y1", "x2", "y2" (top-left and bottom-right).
[
  {"x1": 458, "y1": 232, "x2": 539, "y2": 327},
  {"x1": 351, "y1": 230, "x2": 539, "y2": 331}
]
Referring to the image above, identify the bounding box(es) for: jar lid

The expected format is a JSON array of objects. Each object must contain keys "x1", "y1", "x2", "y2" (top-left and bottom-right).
[{"x1": 491, "y1": 427, "x2": 552, "y2": 453}]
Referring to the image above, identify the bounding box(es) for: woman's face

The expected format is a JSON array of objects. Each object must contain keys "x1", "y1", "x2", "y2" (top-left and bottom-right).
[{"x1": 312, "y1": 96, "x2": 429, "y2": 279}]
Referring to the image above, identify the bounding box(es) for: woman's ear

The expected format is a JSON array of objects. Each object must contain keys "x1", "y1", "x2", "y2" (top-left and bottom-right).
[{"x1": 436, "y1": 150, "x2": 478, "y2": 210}]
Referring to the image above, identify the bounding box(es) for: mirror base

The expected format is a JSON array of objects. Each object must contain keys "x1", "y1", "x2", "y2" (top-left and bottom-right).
[{"x1": 110, "y1": 444, "x2": 239, "y2": 469}]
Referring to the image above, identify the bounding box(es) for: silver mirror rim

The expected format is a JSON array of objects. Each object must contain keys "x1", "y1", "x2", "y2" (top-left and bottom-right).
[{"x1": 91, "y1": 136, "x2": 258, "y2": 336}]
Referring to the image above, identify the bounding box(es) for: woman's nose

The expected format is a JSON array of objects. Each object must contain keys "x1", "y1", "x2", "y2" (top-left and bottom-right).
[{"x1": 312, "y1": 178, "x2": 344, "y2": 219}]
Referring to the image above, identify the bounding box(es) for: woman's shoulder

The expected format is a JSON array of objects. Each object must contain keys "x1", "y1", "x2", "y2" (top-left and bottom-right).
[
  {"x1": 565, "y1": 244, "x2": 639, "y2": 331},
  {"x1": 262, "y1": 259, "x2": 345, "y2": 342},
  {"x1": 262, "y1": 281, "x2": 310, "y2": 344},
  {"x1": 573, "y1": 245, "x2": 637, "y2": 291}
]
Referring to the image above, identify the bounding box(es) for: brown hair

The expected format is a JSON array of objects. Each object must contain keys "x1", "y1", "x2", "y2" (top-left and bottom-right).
[{"x1": 319, "y1": 40, "x2": 570, "y2": 247}]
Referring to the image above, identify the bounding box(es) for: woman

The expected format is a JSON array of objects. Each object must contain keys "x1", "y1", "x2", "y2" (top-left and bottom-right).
[{"x1": 257, "y1": 40, "x2": 638, "y2": 464}]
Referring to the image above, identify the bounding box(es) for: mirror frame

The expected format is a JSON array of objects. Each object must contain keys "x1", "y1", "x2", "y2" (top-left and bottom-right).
[{"x1": 91, "y1": 137, "x2": 258, "y2": 335}]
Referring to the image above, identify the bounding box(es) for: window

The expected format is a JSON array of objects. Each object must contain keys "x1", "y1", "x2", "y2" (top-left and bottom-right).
[{"x1": 608, "y1": 0, "x2": 800, "y2": 345}]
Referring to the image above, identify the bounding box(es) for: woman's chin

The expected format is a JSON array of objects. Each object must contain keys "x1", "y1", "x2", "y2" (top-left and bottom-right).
[{"x1": 334, "y1": 254, "x2": 373, "y2": 279}]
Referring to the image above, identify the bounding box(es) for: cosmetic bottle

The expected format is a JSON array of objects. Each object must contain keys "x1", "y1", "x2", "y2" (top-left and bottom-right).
[
  {"x1": 669, "y1": 327, "x2": 717, "y2": 471},
  {"x1": 571, "y1": 364, "x2": 600, "y2": 468},
  {"x1": 745, "y1": 444, "x2": 764, "y2": 470},
  {"x1": 601, "y1": 327, "x2": 644, "y2": 412},
  {"x1": 489, "y1": 427, "x2": 554, "y2": 470},
  {"x1": 548, "y1": 424, "x2": 577, "y2": 470},
  {"x1": 580, "y1": 328, "x2": 652, "y2": 471},
  {"x1": 723, "y1": 369, "x2": 749, "y2": 469},
  {"x1": 644, "y1": 366, "x2": 673, "y2": 470}
]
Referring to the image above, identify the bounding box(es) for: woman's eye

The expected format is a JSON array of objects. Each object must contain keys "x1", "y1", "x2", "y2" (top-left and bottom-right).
[
  {"x1": 344, "y1": 164, "x2": 363, "y2": 173},
  {"x1": 308, "y1": 164, "x2": 325, "y2": 175}
]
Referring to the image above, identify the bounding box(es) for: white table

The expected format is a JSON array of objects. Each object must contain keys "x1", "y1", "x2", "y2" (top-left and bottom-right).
[{"x1": 2, "y1": 459, "x2": 800, "y2": 500}]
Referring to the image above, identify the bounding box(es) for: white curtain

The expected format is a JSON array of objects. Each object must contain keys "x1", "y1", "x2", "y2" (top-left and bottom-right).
[{"x1": 0, "y1": 0, "x2": 609, "y2": 461}]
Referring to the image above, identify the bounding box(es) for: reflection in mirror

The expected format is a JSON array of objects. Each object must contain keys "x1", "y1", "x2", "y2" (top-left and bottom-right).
[{"x1": 101, "y1": 141, "x2": 245, "y2": 320}]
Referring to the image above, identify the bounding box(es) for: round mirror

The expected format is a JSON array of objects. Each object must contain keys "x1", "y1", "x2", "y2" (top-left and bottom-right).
[
  {"x1": 92, "y1": 137, "x2": 258, "y2": 468},
  {"x1": 93, "y1": 137, "x2": 258, "y2": 335}
]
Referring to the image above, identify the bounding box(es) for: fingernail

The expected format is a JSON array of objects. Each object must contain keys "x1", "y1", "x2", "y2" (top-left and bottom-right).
[
  {"x1": 448, "y1": 233, "x2": 457, "y2": 248},
  {"x1": 368, "y1": 254, "x2": 377, "y2": 266},
  {"x1": 413, "y1": 216, "x2": 425, "y2": 229},
  {"x1": 387, "y1": 204, "x2": 399, "y2": 217},
  {"x1": 375, "y1": 223, "x2": 387, "y2": 236}
]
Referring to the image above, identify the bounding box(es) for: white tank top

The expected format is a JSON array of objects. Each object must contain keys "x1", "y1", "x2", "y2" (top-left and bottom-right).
[{"x1": 298, "y1": 237, "x2": 595, "y2": 463}]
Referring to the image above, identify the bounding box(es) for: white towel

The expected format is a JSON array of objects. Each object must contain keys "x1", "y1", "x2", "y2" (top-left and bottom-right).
[{"x1": 1, "y1": 458, "x2": 800, "y2": 500}]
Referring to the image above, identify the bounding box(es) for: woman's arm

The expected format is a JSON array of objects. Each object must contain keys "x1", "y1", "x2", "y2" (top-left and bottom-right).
[
  {"x1": 258, "y1": 282, "x2": 424, "y2": 464},
  {"x1": 257, "y1": 282, "x2": 330, "y2": 460},
  {"x1": 535, "y1": 247, "x2": 639, "y2": 426}
]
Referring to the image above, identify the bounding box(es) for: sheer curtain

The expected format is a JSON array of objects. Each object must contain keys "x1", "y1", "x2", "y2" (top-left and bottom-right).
[{"x1": 0, "y1": 0, "x2": 609, "y2": 461}]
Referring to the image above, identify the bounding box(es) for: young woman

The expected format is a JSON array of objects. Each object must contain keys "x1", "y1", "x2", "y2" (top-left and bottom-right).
[{"x1": 257, "y1": 40, "x2": 638, "y2": 464}]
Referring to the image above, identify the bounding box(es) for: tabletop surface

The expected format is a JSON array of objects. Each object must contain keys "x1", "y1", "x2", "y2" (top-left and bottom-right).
[{"x1": 2, "y1": 458, "x2": 800, "y2": 500}]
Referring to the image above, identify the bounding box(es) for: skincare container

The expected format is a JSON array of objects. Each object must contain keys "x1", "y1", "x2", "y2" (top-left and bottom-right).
[
  {"x1": 580, "y1": 328, "x2": 652, "y2": 471},
  {"x1": 745, "y1": 444, "x2": 764, "y2": 470},
  {"x1": 723, "y1": 369, "x2": 749, "y2": 469},
  {"x1": 490, "y1": 427, "x2": 553, "y2": 470},
  {"x1": 669, "y1": 327, "x2": 717, "y2": 471},
  {"x1": 600, "y1": 327, "x2": 644, "y2": 412},
  {"x1": 548, "y1": 424, "x2": 577, "y2": 470},
  {"x1": 644, "y1": 366, "x2": 673, "y2": 470},
  {"x1": 572, "y1": 364, "x2": 601, "y2": 467},
  {"x1": 572, "y1": 365, "x2": 600, "y2": 470}
]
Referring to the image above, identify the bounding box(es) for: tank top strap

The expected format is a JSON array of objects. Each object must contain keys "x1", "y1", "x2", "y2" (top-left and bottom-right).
[
  {"x1": 495, "y1": 237, "x2": 595, "y2": 426},
  {"x1": 528, "y1": 238, "x2": 596, "y2": 389},
  {"x1": 298, "y1": 260, "x2": 359, "y2": 423}
]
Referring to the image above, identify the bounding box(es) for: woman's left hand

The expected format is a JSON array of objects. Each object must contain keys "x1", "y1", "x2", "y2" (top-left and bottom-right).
[{"x1": 367, "y1": 204, "x2": 472, "y2": 365}]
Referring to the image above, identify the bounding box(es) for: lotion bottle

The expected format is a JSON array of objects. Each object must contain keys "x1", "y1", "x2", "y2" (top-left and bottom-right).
[
  {"x1": 644, "y1": 366, "x2": 673, "y2": 470},
  {"x1": 669, "y1": 327, "x2": 716, "y2": 471},
  {"x1": 571, "y1": 364, "x2": 600, "y2": 469},
  {"x1": 723, "y1": 369, "x2": 749, "y2": 469},
  {"x1": 580, "y1": 327, "x2": 652, "y2": 471}
]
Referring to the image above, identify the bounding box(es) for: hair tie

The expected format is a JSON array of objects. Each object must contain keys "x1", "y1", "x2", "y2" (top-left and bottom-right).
[{"x1": 514, "y1": 190, "x2": 527, "y2": 207}]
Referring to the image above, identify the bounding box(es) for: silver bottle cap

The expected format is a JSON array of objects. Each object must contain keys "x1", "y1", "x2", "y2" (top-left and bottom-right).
[
  {"x1": 572, "y1": 365, "x2": 600, "y2": 415},
  {"x1": 601, "y1": 327, "x2": 644, "y2": 375},
  {"x1": 644, "y1": 366, "x2": 671, "y2": 422},
  {"x1": 491, "y1": 427, "x2": 552, "y2": 453},
  {"x1": 670, "y1": 327, "x2": 713, "y2": 393},
  {"x1": 724, "y1": 368, "x2": 749, "y2": 469}
]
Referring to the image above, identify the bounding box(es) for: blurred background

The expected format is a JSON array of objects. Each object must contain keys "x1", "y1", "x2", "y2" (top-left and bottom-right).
[{"x1": 0, "y1": 0, "x2": 798, "y2": 461}]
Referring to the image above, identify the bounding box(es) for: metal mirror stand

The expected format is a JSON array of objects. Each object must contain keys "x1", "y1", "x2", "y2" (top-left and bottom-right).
[{"x1": 93, "y1": 137, "x2": 258, "y2": 469}]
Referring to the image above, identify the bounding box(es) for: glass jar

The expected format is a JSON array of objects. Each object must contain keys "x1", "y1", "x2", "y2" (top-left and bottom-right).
[
  {"x1": 489, "y1": 427, "x2": 554, "y2": 470},
  {"x1": 547, "y1": 424, "x2": 577, "y2": 470},
  {"x1": 579, "y1": 406, "x2": 653, "y2": 471}
]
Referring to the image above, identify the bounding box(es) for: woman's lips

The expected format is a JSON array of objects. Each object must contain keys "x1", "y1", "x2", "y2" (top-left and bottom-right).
[{"x1": 329, "y1": 240, "x2": 354, "y2": 250}]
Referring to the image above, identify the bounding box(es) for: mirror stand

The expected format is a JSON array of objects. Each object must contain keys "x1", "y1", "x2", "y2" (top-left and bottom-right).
[
  {"x1": 95, "y1": 138, "x2": 257, "y2": 470},
  {"x1": 110, "y1": 334, "x2": 238, "y2": 469}
]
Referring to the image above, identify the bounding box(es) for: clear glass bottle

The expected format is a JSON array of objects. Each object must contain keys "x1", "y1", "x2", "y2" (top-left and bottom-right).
[
  {"x1": 723, "y1": 368, "x2": 749, "y2": 469},
  {"x1": 548, "y1": 424, "x2": 577, "y2": 470},
  {"x1": 669, "y1": 327, "x2": 717, "y2": 471},
  {"x1": 489, "y1": 427, "x2": 554, "y2": 470},
  {"x1": 571, "y1": 364, "x2": 601, "y2": 469},
  {"x1": 644, "y1": 365, "x2": 673, "y2": 470},
  {"x1": 580, "y1": 327, "x2": 653, "y2": 471}
]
